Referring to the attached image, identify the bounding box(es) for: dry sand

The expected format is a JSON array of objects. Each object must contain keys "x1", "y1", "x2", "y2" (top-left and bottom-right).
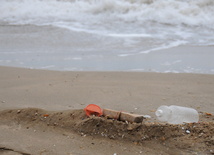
[{"x1": 0, "y1": 66, "x2": 214, "y2": 155}]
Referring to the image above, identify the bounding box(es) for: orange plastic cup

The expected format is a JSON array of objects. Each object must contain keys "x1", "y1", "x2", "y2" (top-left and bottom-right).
[{"x1": 84, "y1": 104, "x2": 102, "y2": 117}]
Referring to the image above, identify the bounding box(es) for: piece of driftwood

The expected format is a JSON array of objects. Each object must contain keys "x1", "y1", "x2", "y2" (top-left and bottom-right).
[{"x1": 103, "y1": 109, "x2": 145, "y2": 123}]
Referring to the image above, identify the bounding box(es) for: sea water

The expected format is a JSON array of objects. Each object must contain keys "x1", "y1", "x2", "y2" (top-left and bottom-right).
[{"x1": 0, "y1": 0, "x2": 214, "y2": 73}]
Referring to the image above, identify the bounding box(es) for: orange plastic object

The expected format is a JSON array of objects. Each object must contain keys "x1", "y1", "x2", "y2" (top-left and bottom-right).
[
  {"x1": 84, "y1": 104, "x2": 102, "y2": 117},
  {"x1": 43, "y1": 114, "x2": 49, "y2": 117}
]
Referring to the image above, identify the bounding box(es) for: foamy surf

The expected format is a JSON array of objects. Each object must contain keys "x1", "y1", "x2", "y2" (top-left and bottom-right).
[
  {"x1": 0, "y1": 0, "x2": 214, "y2": 73},
  {"x1": 1, "y1": 0, "x2": 214, "y2": 45}
]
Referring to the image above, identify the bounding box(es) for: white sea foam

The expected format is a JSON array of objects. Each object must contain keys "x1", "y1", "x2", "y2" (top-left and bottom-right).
[
  {"x1": 41, "y1": 65, "x2": 55, "y2": 69},
  {"x1": 1, "y1": 0, "x2": 214, "y2": 44},
  {"x1": 118, "y1": 40, "x2": 187, "y2": 56},
  {"x1": 1, "y1": 0, "x2": 214, "y2": 73}
]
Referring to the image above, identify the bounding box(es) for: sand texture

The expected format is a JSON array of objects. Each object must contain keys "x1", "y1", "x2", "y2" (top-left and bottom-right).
[{"x1": 0, "y1": 66, "x2": 214, "y2": 155}]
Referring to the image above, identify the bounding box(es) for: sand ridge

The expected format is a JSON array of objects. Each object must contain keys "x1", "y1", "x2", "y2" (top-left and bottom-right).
[{"x1": 0, "y1": 108, "x2": 213, "y2": 155}]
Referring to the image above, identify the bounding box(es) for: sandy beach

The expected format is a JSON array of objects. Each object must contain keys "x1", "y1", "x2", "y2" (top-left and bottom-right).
[
  {"x1": 1, "y1": 1, "x2": 214, "y2": 154},
  {"x1": 0, "y1": 66, "x2": 214, "y2": 155}
]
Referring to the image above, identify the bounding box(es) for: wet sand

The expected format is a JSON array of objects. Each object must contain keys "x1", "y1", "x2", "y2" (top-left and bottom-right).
[
  {"x1": 0, "y1": 66, "x2": 214, "y2": 154},
  {"x1": 1, "y1": 24, "x2": 214, "y2": 73}
]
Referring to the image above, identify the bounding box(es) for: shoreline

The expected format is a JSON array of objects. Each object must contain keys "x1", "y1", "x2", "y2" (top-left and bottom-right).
[{"x1": 0, "y1": 24, "x2": 214, "y2": 74}]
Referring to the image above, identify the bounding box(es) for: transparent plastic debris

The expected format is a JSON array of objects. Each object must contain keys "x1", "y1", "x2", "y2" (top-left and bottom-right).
[{"x1": 155, "y1": 105, "x2": 199, "y2": 124}]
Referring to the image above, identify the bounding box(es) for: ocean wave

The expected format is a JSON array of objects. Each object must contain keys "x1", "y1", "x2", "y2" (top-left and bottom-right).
[
  {"x1": 1, "y1": 0, "x2": 214, "y2": 27},
  {"x1": 1, "y1": 0, "x2": 214, "y2": 48}
]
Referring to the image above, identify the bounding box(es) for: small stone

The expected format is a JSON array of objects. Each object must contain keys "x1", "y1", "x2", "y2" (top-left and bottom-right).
[
  {"x1": 1, "y1": 101, "x2": 5, "y2": 103},
  {"x1": 17, "y1": 110, "x2": 21, "y2": 114},
  {"x1": 127, "y1": 125, "x2": 134, "y2": 131},
  {"x1": 186, "y1": 130, "x2": 190, "y2": 134},
  {"x1": 161, "y1": 136, "x2": 166, "y2": 141},
  {"x1": 143, "y1": 115, "x2": 151, "y2": 118},
  {"x1": 81, "y1": 133, "x2": 86, "y2": 137}
]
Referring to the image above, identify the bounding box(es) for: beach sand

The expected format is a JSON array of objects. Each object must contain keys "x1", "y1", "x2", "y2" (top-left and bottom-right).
[{"x1": 0, "y1": 66, "x2": 214, "y2": 155}]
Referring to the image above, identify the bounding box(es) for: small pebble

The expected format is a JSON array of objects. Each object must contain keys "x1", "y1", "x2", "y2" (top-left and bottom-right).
[
  {"x1": 143, "y1": 115, "x2": 151, "y2": 118},
  {"x1": 186, "y1": 130, "x2": 190, "y2": 134}
]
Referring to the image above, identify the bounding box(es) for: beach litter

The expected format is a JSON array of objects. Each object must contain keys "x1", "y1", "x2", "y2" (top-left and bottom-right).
[
  {"x1": 155, "y1": 105, "x2": 199, "y2": 124},
  {"x1": 84, "y1": 104, "x2": 102, "y2": 117},
  {"x1": 84, "y1": 104, "x2": 146, "y2": 123},
  {"x1": 43, "y1": 114, "x2": 49, "y2": 117}
]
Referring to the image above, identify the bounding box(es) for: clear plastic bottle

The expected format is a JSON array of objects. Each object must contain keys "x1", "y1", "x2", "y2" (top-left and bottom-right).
[{"x1": 155, "y1": 105, "x2": 199, "y2": 124}]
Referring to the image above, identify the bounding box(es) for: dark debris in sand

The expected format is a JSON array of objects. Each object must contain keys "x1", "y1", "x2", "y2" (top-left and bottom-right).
[{"x1": 0, "y1": 108, "x2": 213, "y2": 154}]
